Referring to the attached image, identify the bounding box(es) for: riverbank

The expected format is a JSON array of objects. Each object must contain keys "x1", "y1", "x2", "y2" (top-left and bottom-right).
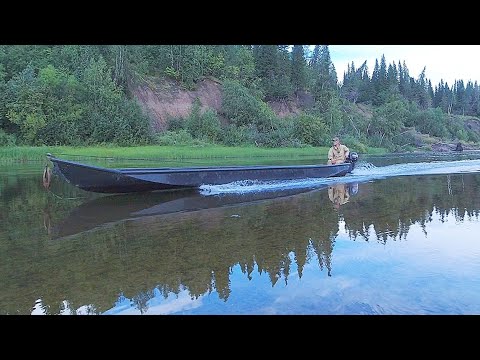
[{"x1": 0, "y1": 145, "x2": 387, "y2": 163}]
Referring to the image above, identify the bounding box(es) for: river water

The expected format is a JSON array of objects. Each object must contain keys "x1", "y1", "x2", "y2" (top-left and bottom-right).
[{"x1": 1, "y1": 152, "x2": 480, "y2": 315}]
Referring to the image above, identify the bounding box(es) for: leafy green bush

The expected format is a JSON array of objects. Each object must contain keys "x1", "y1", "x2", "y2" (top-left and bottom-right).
[
  {"x1": 198, "y1": 108, "x2": 221, "y2": 142},
  {"x1": 154, "y1": 130, "x2": 193, "y2": 146},
  {"x1": 113, "y1": 100, "x2": 153, "y2": 146},
  {"x1": 262, "y1": 74, "x2": 294, "y2": 100},
  {"x1": 291, "y1": 113, "x2": 328, "y2": 146},
  {"x1": 37, "y1": 121, "x2": 81, "y2": 146},
  {"x1": 388, "y1": 129, "x2": 418, "y2": 152},
  {"x1": 185, "y1": 99, "x2": 221, "y2": 142},
  {"x1": 369, "y1": 100, "x2": 408, "y2": 140},
  {"x1": 467, "y1": 131, "x2": 480, "y2": 143},
  {"x1": 222, "y1": 80, "x2": 275, "y2": 130},
  {"x1": 411, "y1": 108, "x2": 448, "y2": 139},
  {"x1": 220, "y1": 124, "x2": 254, "y2": 146},
  {"x1": 253, "y1": 125, "x2": 303, "y2": 148},
  {"x1": 403, "y1": 145, "x2": 417, "y2": 152},
  {"x1": 341, "y1": 134, "x2": 368, "y2": 153},
  {"x1": 164, "y1": 66, "x2": 180, "y2": 80},
  {"x1": 272, "y1": 135, "x2": 306, "y2": 148},
  {"x1": 166, "y1": 116, "x2": 185, "y2": 131},
  {"x1": 0, "y1": 129, "x2": 16, "y2": 146}
]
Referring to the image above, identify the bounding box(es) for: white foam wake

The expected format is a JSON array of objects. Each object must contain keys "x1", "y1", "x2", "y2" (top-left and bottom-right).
[{"x1": 199, "y1": 159, "x2": 480, "y2": 195}]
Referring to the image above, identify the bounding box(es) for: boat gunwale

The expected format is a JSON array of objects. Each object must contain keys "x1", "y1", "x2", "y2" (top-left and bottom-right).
[
  {"x1": 48, "y1": 155, "x2": 351, "y2": 175},
  {"x1": 47, "y1": 155, "x2": 122, "y2": 174}
]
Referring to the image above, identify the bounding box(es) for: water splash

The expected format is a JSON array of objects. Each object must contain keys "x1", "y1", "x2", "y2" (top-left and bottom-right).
[
  {"x1": 200, "y1": 159, "x2": 480, "y2": 195},
  {"x1": 200, "y1": 178, "x2": 331, "y2": 195},
  {"x1": 352, "y1": 159, "x2": 480, "y2": 178}
]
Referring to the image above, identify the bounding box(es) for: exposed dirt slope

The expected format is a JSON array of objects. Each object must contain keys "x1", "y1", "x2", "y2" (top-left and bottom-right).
[
  {"x1": 129, "y1": 76, "x2": 310, "y2": 132},
  {"x1": 130, "y1": 76, "x2": 223, "y2": 131}
]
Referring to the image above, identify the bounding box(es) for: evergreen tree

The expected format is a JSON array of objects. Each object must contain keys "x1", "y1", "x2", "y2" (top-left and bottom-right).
[
  {"x1": 398, "y1": 60, "x2": 413, "y2": 101},
  {"x1": 253, "y1": 45, "x2": 277, "y2": 81},
  {"x1": 371, "y1": 59, "x2": 381, "y2": 104},
  {"x1": 413, "y1": 67, "x2": 431, "y2": 109},
  {"x1": 291, "y1": 45, "x2": 306, "y2": 94},
  {"x1": 309, "y1": 45, "x2": 320, "y2": 67},
  {"x1": 427, "y1": 80, "x2": 434, "y2": 108},
  {"x1": 454, "y1": 79, "x2": 466, "y2": 115},
  {"x1": 312, "y1": 45, "x2": 338, "y2": 105},
  {"x1": 342, "y1": 60, "x2": 368, "y2": 104},
  {"x1": 379, "y1": 55, "x2": 388, "y2": 88},
  {"x1": 386, "y1": 62, "x2": 400, "y2": 99},
  {"x1": 358, "y1": 62, "x2": 372, "y2": 103},
  {"x1": 253, "y1": 45, "x2": 293, "y2": 100},
  {"x1": 223, "y1": 45, "x2": 256, "y2": 88}
]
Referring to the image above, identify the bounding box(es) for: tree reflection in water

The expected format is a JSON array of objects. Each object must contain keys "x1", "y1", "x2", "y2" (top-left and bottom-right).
[{"x1": 1, "y1": 170, "x2": 480, "y2": 314}]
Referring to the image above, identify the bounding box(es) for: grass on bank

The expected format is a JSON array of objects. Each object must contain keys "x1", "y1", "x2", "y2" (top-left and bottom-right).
[{"x1": 0, "y1": 145, "x2": 387, "y2": 163}]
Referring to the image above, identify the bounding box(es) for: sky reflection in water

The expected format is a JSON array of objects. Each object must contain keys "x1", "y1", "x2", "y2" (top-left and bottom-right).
[
  {"x1": 94, "y1": 208, "x2": 480, "y2": 315},
  {"x1": 2, "y1": 153, "x2": 480, "y2": 315}
]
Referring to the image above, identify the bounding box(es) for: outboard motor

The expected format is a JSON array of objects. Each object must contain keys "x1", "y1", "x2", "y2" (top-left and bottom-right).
[{"x1": 346, "y1": 151, "x2": 359, "y2": 169}]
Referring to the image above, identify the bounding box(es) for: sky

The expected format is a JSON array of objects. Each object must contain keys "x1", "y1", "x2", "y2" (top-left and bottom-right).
[{"x1": 328, "y1": 45, "x2": 480, "y2": 87}]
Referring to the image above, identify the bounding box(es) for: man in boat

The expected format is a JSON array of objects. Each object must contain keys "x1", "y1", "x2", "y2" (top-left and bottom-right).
[{"x1": 327, "y1": 136, "x2": 350, "y2": 165}]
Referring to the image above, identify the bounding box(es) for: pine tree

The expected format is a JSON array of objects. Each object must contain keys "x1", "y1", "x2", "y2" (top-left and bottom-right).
[
  {"x1": 253, "y1": 45, "x2": 292, "y2": 100},
  {"x1": 386, "y1": 62, "x2": 399, "y2": 98},
  {"x1": 358, "y1": 61, "x2": 372, "y2": 103},
  {"x1": 309, "y1": 45, "x2": 320, "y2": 67},
  {"x1": 312, "y1": 45, "x2": 338, "y2": 102},
  {"x1": 379, "y1": 54, "x2": 387, "y2": 89},
  {"x1": 454, "y1": 79, "x2": 466, "y2": 115},
  {"x1": 291, "y1": 45, "x2": 306, "y2": 94},
  {"x1": 414, "y1": 67, "x2": 431, "y2": 109}
]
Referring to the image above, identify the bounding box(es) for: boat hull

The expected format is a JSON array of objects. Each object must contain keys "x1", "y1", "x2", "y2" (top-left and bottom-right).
[{"x1": 48, "y1": 155, "x2": 356, "y2": 194}]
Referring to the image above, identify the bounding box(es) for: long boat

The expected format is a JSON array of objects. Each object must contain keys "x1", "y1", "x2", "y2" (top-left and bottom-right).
[{"x1": 46, "y1": 152, "x2": 358, "y2": 194}]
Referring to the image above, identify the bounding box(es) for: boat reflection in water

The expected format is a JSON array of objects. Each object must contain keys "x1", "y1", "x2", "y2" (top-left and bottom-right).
[
  {"x1": 5, "y1": 159, "x2": 479, "y2": 315},
  {"x1": 23, "y1": 172, "x2": 480, "y2": 314},
  {"x1": 50, "y1": 181, "x2": 360, "y2": 240},
  {"x1": 36, "y1": 179, "x2": 362, "y2": 315}
]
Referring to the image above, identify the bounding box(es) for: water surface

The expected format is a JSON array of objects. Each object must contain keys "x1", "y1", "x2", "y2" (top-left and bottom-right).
[{"x1": 1, "y1": 152, "x2": 480, "y2": 314}]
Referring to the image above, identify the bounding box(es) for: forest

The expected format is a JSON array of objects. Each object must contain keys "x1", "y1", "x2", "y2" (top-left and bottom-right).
[{"x1": 1, "y1": 45, "x2": 479, "y2": 152}]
